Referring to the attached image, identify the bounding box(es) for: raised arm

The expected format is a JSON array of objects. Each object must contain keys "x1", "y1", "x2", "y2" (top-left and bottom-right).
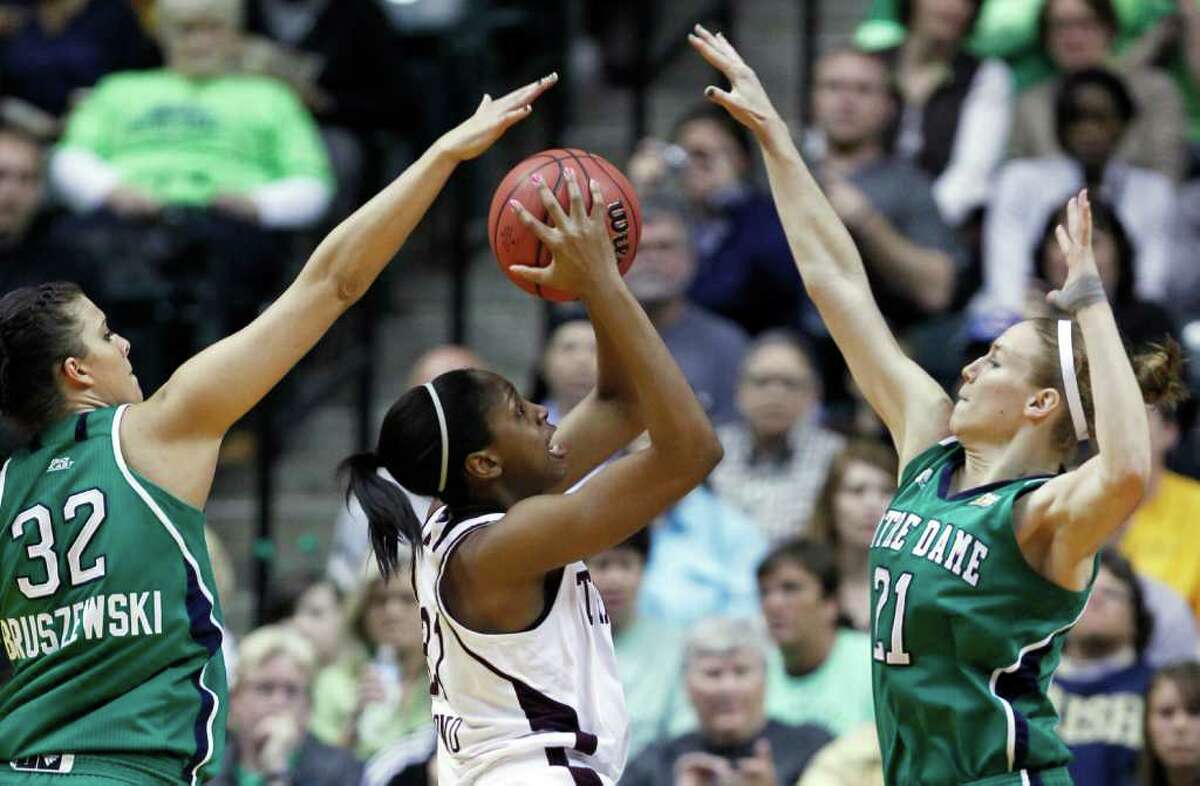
[
  {"x1": 1021, "y1": 192, "x2": 1159, "y2": 587},
  {"x1": 456, "y1": 169, "x2": 723, "y2": 582},
  {"x1": 687, "y1": 26, "x2": 951, "y2": 469},
  {"x1": 123, "y1": 76, "x2": 556, "y2": 504}
]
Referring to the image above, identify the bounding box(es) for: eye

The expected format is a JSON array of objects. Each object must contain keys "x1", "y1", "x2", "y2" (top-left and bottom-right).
[
  {"x1": 104, "y1": 330, "x2": 115, "y2": 341},
  {"x1": 988, "y1": 358, "x2": 1000, "y2": 368}
]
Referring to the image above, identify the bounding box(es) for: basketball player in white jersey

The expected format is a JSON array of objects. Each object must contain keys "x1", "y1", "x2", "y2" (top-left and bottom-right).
[{"x1": 341, "y1": 169, "x2": 722, "y2": 784}]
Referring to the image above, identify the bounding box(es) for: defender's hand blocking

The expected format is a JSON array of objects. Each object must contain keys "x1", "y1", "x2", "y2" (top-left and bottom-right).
[
  {"x1": 687, "y1": 24, "x2": 783, "y2": 140},
  {"x1": 436, "y1": 73, "x2": 558, "y2": 162},
  {"x1": 508, "y1": 167, "x2": 621, "y2": 298},
  {"x1": 1048, "y1": 189, "x2": 1106, "y2": 312}
]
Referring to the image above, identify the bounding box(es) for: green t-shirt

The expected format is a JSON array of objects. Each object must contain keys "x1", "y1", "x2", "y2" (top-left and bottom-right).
[
  {"x1": 613, "y1": 615, "x2": 689, "y2": 757},
  {"x1": 308, "y1": 650, "x2": 431, "y2": 760},
  {"x1": 764, "y1": 629, "x2": 877, "y2": 738},
  {"x1": 59, "y1": 69, "x2": 331, "y2": 205}
]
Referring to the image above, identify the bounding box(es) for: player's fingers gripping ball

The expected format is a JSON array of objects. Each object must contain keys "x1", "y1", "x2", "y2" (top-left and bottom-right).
[{"x1": 488, "y1": 148, "x2": 642, "y2": 301}]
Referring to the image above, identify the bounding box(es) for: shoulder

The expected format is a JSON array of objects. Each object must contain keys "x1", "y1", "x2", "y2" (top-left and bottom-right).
[
  {"x1": 679, "y1": 306, "x2": 750, "y2": 347},
  {"x1": 296, "y1": 733, "x2": 365, "y2": 779},
  {"x1": 90, "y1": 68, "x2": 169, "y2": 95},
  {"x1": 897, "y1": 436, "x2": 959, "y2": 489},
  {"x1": 972, "y1": 57, "x2": 1014, "y2": 88}
]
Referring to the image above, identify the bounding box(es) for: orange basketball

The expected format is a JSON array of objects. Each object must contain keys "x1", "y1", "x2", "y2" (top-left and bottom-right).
[{"x1": 487, "y1": 148, "x2": 641, "y2": 301}]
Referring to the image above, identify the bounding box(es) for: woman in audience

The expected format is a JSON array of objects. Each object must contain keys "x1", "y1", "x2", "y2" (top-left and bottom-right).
[
  {"x1": 879, "y1": 0, "x2": 1014, "y2": 227},
  {"x1": 1138, "y1": 661, "x2": 1200, "y2": 786},
  {"x1": 1011, "y1": 0, "x2": 1187, "y2": 181},
  {"x1": 309, "y1": 566, "x2": 429, "y2": 760},
  {"x1": 807, "y1": 439, "x2": 898, "y2": 631},
  {"x1": 265, "y1": 572, "x2": 349, "y2": 669},
  {"x1": 1029, "y1": 199, "x2": 1178, "y2": 349}
]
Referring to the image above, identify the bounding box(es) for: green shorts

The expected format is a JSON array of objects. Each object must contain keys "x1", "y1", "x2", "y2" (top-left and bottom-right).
[
  {"x1": 0, "y1": 754, "x2": 186, "y2": 785},
  {"x1": 962, "y1": 767, "x2": 1074, "y2": 786}
]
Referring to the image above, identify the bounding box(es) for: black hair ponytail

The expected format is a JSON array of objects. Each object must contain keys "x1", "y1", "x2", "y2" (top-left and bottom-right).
[{"x1": 340, "y1": 452, "x2": 423, "y2": 579}]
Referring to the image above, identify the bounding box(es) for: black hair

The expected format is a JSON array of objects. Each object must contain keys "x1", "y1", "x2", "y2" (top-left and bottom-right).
[
  {"x1": 897, "y1": 0, "x2": 984, "y2": 35},
  {"x1": 613, "y1": 528, "x2": 651, "y2": 562},
  {"x1": 1038, "y1": 0, "x2": 1119, "y2": 50},
  {"x1": 1054, "y1": 66, "x2": 1137, "y2": 150},
  {"x1": 740, "y1": 328, "x2": 819, "y2": 379},
  {"x1": 671, "y1": 103, "x2": 754, "y2": 161},
  {"x1": 0, "y1": 282, "x2": 87, "y2": 434},
  {"x1": 261, "y1": 571, "x2": 343, "y2": 625},
  {"x1": 1098, "y1": 548, "x2": 1154, "y2": 658},
  {"x1": 1035, "y1": 197, "x2": 1135, "y2": 303},
  {"x1": 340, "y1": 369, "x2": 503, "y2": 578},
  {"x1": 756, "y1": 538, "x2": 840, "y2": 599}
]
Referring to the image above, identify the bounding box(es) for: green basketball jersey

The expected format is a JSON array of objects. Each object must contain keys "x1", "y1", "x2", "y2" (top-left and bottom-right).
[
  {"x1": 869, "y1": 437, "x2": 1094, "y2": 786},
  {"x1": 0, "y1": 405, "x2": 226, "y2": 785}
]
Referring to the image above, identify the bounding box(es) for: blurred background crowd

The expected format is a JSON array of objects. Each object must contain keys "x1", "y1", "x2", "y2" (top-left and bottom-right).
[{"x1": 2, "y1": 0, "x2": 1200, "y2": 783}]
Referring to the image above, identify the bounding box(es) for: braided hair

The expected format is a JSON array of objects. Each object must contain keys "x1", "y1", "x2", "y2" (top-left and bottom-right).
[{"x1": 0, "y1": 282, "x2": 86, "y2": 434}]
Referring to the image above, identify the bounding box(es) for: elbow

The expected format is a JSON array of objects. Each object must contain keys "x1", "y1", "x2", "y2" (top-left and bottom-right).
[
  {"x1": 1105, "y1": 460, "x2": 1151, "y2": 508},
  {"x1": 685, "y1": 428, "x2": 724, "y2": 478}
]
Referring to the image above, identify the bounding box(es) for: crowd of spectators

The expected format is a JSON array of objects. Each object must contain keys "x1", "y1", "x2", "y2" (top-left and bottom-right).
[{"x1": 4, "y1": 0, "x2": 1200, "y2": 783}]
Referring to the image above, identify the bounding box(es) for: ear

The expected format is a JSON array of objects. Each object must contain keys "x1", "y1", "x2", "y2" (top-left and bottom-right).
[
  {"x1": 60, "y1": 355, "x2": 93, "y2": 391},
  {"x1": 464, "y1": 448, "x2": 502, "y2": 483},
  {"x1": 1024, "y1": 387, "x2": 1062, "y2": 424}
]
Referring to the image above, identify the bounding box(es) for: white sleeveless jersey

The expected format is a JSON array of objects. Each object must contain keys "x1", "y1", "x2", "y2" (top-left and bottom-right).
[{"x1": 413, "y1": 506, "x2": 629, "y2": 785}]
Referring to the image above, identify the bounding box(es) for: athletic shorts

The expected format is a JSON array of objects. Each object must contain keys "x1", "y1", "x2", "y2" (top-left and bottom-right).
[{"x1": 963, "y1": 766, "x2": 1074, "y2": 786}]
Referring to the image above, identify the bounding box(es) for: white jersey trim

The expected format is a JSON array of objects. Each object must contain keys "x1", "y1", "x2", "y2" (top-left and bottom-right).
[
  {"x1": 111, "y1": 404, "x2": 223, "y2": 786},
  {"x1": 988, "y1": 601, "x2": 1089, "y2": 772},
  {"x1": 0, "y1": 457, "x2": 11, "y2": 512}
]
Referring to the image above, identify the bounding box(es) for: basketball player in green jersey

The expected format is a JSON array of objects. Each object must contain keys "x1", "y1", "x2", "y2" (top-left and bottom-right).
[
  {"x1": 688, "y1": 26, "x2": 1186, "y2": 786},
  {"x1": 0, "y1": 75, "x2": 556, "y2": 785}
]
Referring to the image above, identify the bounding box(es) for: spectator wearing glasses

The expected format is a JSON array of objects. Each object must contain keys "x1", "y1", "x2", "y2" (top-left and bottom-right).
[
  {"x1": 213, "y1": 626, "x2": 363, "y2": 786},
  {"x1": 620, "y1": 193, "x2": 749, "y2": 424},
  {"x1": 710, "y1": 331, "x2": 844, "y2": 542}
]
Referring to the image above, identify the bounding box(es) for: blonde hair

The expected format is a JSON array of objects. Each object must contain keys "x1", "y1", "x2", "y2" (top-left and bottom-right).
[
  {"x1": 236, "y1": 625, "x2": 317, "y2": 688},
  {"x1": 1027, "y1": 320, "x2": 1188, "y2": 454}
]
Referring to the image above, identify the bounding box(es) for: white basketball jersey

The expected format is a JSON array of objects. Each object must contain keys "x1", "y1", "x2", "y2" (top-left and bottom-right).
[{"x1": 413, "y1": 506, "x2": 629, "y2": 785}]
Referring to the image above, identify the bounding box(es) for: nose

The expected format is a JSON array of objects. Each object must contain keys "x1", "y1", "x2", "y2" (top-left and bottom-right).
[
  {"x1": 960, "y1": 359, "x2": 979, "y2": 385},
  {"x1": 534, "y1": 402, "x2": 550, "y2": 424},
  {"x1": 118, "y1": 333, "x2": 131, "y2": 358}
]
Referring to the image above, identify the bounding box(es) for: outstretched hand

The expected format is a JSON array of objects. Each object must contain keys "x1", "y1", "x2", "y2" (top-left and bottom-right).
[
  {"x1": 687, "y1": 24, "x2": 783, "y2": 141},
  {"x1": 436, "y1": 73, "x2": 558, "y2": 162},
  {"x1": 507, "y1": 166, "x2": 620, "y2": 299},
  {"x1": 1047, "y1": 189, "x2": 1107, "y2": 312}
]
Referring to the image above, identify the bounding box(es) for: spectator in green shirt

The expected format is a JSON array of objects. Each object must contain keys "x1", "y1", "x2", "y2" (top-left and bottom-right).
[
  {"x1": 587, "y1": 528, "x2": 688, "y2": 758},
  {"x1": 758, "y1": 540, "x2": 876, "y2": 738},
  {"x1": 46, "y1": 0, "x2": 334, "y2": 391},
  {"x1": 213, "y1": 625, "x2": 363, "y2": 786}
]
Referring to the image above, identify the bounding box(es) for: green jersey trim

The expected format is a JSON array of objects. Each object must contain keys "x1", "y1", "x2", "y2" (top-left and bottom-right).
[{"x1": 109, "y1": 404, "x2": 223, "y2": 786}]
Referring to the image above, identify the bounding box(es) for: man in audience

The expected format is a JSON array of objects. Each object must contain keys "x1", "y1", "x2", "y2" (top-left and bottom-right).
[
  {"x1": 628, "y1": 106, "x2": 803, "y2": 336},
  {"x1": 214, "y1": 625, "x2": 362, "y2": 786},
  {"x1": 805, "y1": 47, "x2": 964, "y2": 323},
  {"x1": 1120, "y1": 402, "x2": 1200, "y2": 619},
  {"x1": 587, "y1": 529, "x2": 687, "y2": 758},
  {"x1": 758, "y1": 540, "x2": 875, "y2": 737},
  {"x1": 622, "y1": 617, "x2": 832, "y2": 786},
  {"x1": 710, "y1": 331, "x2": 845, "y2": 542},
  {"x1": 1050, "y1": 550, "x2": 1156, "y2": 786},
  {"x1": 621, "y1": 193, "x2": 749, "y2": 423},
  {"x1": 982, "y1": 67, "x2": 1175, "y2": 316}
]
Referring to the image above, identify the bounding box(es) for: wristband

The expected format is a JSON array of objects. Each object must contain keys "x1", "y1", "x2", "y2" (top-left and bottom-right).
[{"x1": 1053, "y1": 273, "x2": 1106, "y2": 314}]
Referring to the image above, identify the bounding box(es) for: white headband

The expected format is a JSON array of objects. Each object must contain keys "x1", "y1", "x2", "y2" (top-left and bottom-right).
[
  {"x1": 423, "y1": 382, "x2": 449, "y2": 494},
  {"x1": 1057, "y1": 320, "x2": 1089, "y2": 443}
]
